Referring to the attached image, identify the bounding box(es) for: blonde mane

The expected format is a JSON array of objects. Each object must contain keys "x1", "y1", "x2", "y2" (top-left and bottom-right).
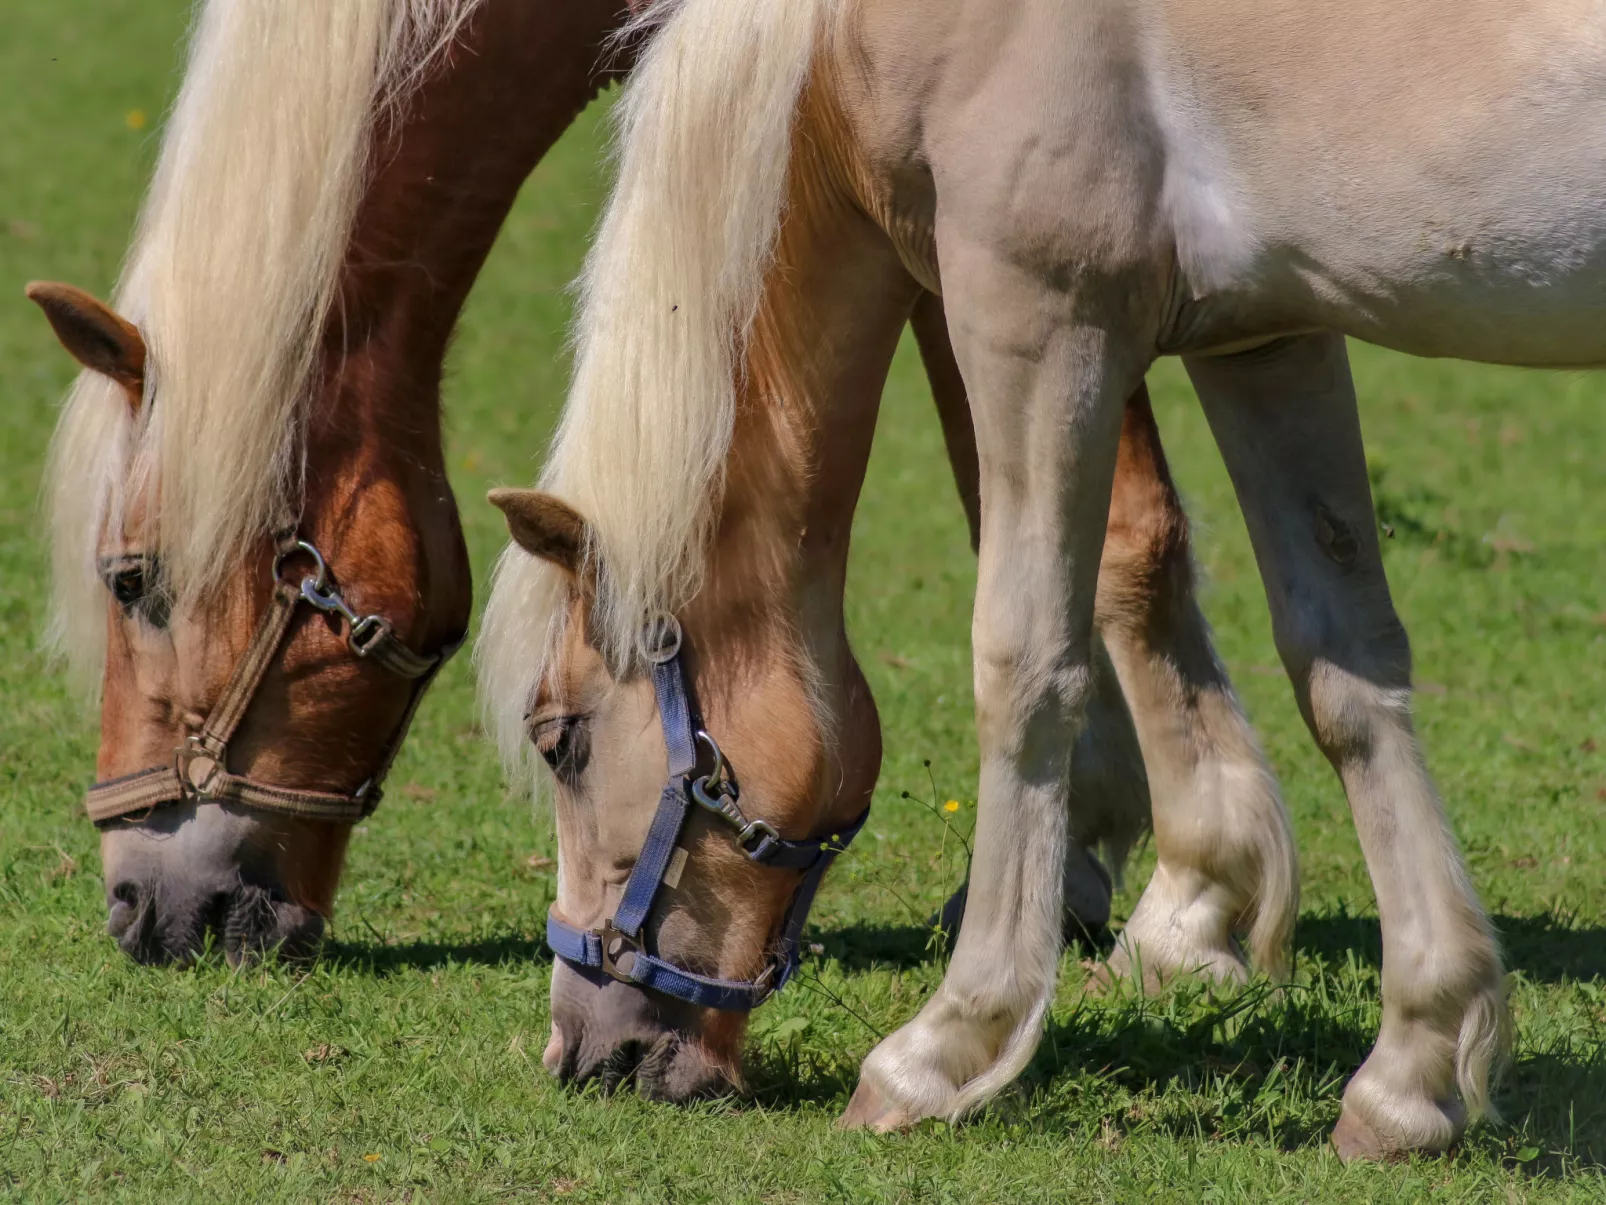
[
  {"x1": 477, "y1": 0, "x2": 840, "y2": 773},
  {"x1": 46, "y1": 0, "x2": 485, "y2": 687}
]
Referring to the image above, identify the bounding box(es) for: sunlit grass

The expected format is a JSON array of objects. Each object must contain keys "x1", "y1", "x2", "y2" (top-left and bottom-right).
[{"x1": 4, "y1": 3, "x2": 1606, "y2": 1200}]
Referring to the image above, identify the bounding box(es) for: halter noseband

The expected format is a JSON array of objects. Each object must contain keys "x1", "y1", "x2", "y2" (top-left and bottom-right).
[
  {"x1": 83, "y1": 532, "x2": 461, "y2": 826},
  {"x1": 544, "y1": 618, "x2": 867, "y2": 1012}
]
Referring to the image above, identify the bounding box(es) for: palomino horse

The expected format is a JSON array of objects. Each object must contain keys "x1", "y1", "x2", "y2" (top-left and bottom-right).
[
  {"x1": 34, "y1": 0, "x2": 1295, "y2": 980},
  {"x1": 482, "y1": 0, "x2": 1525, "y2": 1160},
  {"x1": 32, "y1": 0, "x2": 627, "y2": 962}
]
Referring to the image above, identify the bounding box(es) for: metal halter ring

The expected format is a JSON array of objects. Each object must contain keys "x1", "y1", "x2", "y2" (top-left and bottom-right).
[
  {"x1": 273, "y1": 538, "x2": 329, "y2": 593},
  {"x1": 174, "y1": 733, "x2": 225, "y2": 800},
  {"x1": 640, "y1": 613, "x2": 683, "y2": 665}
]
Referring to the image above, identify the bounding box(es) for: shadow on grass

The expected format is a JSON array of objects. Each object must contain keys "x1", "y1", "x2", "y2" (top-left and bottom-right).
[
  {"x1": 1498, "y1": 1046, "x2": 1606, "y2": 1175},
  {"x1": 1297, "y1": 908, "x2": 1606, "y2": 984},
  {"x1": 811, "y1": 920, "x2": 1111, "y2": 972},
  {"x1": 751, "y1": 919, "x2": 1606, "y2": 1174},
  {"x1": 319, "y1": 933, "x2": 550, "y2": 976}
]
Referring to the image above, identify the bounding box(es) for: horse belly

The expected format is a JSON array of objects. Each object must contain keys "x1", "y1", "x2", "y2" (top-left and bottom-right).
[
  {"x1": 1262, "y1": 195, "x2": 1606, "y2": 368},
  {"x1": 1151, "y1": 0, "x2": 1606, "y2": 366}
]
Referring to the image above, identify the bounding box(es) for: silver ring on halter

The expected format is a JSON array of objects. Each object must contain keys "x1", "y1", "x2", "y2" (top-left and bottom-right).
[
  {"x1": 273, "y1": 538, "x2": 330, "y2": 593},
  {"x1": 640, "y1": 613, "x2": 683, "y2": 664}
]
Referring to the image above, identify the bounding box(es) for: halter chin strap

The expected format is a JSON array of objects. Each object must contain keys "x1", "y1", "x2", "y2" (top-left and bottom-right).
[
  {"x1": 544, "y1": 621, "x2": 867, "y2": 1012},
  {"x1": 84, "y1": 535, "x2": 461, "y2": 826}
]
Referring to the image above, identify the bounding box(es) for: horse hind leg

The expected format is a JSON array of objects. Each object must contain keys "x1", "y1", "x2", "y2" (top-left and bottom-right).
[
  {"x1": 1094, "y1": 386, "x2": 1297, "y2": 986},
  {"x1": 914, "y1": 293, "x2": 1296, "y2": 980},
  {"x1": 1186, "y1": 332, "x2": 1507, "y2": 1158}
]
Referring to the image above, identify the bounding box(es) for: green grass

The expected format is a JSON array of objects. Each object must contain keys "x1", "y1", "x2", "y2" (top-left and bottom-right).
[{"x1": 5, "y1": 3, "x2": 1606, "y2": 1201}]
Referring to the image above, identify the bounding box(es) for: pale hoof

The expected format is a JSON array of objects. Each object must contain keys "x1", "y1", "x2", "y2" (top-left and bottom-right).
[
  {"x1": 837, "y1": 1079, "x2": 918, "y2": 1133},
  {"x1": 1330, "y1": 1108, "x2": 1399, "y2": 1163}
]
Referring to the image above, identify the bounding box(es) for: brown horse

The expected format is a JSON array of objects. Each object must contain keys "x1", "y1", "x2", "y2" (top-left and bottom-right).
[{"x1": 32, "y1": 0, "x2": 624, "y2": 962}]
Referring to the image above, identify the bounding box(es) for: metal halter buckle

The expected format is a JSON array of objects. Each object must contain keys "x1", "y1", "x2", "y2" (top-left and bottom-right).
[
  {"x1": 282, "y1": 538, "x2": 393, "y2": 659},
  {"x1": 174, "y1": 733, "x2": 225, "y2": 799},
  {"x1": 599, "y1": 921, "x2": 641, "y2": 983},
  {"x1": 347, "y1": 615, "x2": 393, "y2": 658}
]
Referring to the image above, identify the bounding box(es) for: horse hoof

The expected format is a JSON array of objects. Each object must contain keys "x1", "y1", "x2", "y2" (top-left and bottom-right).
[
  {"x1": 837, "y1": 1079, "x2": 916, "y2": 1133},
  {"x1": 1331, "y1": 1109, "x2": 1396, "y2": 1163}
]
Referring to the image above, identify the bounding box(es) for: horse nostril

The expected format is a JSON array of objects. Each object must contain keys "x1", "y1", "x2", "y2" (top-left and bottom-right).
[
  {"x1": 107, "y1": 880, "x2": 140, "y2": 938},
  {"x1": 107, "y1": 879, "x2": 168, "y2": 962}
]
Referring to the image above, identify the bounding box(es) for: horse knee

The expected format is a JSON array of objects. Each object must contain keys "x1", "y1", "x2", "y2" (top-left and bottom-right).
[
  {"x1": 1274, "y1": 601, "x2": 1414, "y2": 762},
  {"x1": 972, "y1": 634, "x2": 1096, "y2": 754}
]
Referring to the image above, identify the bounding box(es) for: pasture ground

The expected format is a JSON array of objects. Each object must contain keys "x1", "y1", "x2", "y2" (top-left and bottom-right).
[{"x1": 5, "y1": 3, "x2": 1606, "y2": 1200}]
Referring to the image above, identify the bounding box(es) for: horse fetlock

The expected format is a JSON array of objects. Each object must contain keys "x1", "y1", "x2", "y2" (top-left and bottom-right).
[
  {"x1": 1101, "y1": 862, "x2": 1249, "y2": 992},
  {"x1": 1148, "y1": 752, "x2": 1298, "y2": 977},
  {"x1": 840, "y1": 1012, "x2": 973, "y2": 1129}
]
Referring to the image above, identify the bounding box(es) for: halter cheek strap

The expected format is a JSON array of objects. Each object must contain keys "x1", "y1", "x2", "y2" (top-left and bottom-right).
[
  {"x1": 544, "y1": 626, "x2": 867, "y2": 1012},
  {"x1": 84, "y1": 536, "x2": 460, "y2": 826}
]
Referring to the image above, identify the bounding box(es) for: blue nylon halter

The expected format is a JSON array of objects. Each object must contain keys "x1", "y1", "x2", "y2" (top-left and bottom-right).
[{"x1": 544, "y1": 622, "x2": 867, "y2": 1012}]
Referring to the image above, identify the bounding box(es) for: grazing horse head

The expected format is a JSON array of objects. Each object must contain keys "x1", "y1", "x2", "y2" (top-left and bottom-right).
[
  {"x1": 479, "y1": 0, "x2": 906, "y2": 1099},
  {"x1": 489, "y1": 490, "x2": 880, "y2": 1099},
  {"x1": 32, "y1": 0, "x2": 621, "y2": 964}
]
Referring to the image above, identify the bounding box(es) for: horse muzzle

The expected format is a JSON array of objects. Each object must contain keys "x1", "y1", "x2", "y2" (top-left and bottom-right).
[{"x1": 546, "y1": 960, "x2": 742, "y2": 1101}]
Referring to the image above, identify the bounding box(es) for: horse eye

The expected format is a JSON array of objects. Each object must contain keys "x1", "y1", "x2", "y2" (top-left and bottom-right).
[
  {"x1": 109, "y1": 565, "x2": 145, "y2": 608},
  {"x1": 100, "y1": 556, "x2": 170, "y2": 630},
  {"x1": 530, "y1": 715, "x2": 590, "y2": 783}
]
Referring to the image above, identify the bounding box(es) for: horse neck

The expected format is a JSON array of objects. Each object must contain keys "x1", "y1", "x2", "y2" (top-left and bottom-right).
[
  {"x1": 299, "y1": 0, "x2": 623, "y2": 647},
  {"x1": 685, "y1": 99, "x2": 919, "y2": 775}
]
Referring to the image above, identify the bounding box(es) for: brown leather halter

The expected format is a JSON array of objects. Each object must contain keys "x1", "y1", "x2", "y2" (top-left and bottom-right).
[{"x1": 84, "y1": 533, "x2": 460, "y2": 826}]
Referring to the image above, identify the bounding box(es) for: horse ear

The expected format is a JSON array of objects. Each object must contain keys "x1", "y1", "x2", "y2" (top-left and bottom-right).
[
  {"x1": 25, "y1": 281, "x2": 147, "y2": 407},
  {"x1": 488, "y1": 489, "x2": 590, "y2": 579}
]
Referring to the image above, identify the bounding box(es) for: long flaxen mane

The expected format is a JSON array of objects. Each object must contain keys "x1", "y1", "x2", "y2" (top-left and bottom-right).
[
  {"x1": 46, "y1": 0, "x2": 485, "y2": 688},
  {"x1": 478, "y1": 0, "x2": 840, "y2": 774}
]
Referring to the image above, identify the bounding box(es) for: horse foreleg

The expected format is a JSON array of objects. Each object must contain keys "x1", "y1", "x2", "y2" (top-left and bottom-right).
[
  {"x1": 842, "y1": 232, "x2": 1144, "y2": 1127},
  {"x1": 1186, "y1": 332, "x2": 1508, "y2": 1159},
  {"x1": 914, "y1": 293, "x2": 1139, "y2": 948}
]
